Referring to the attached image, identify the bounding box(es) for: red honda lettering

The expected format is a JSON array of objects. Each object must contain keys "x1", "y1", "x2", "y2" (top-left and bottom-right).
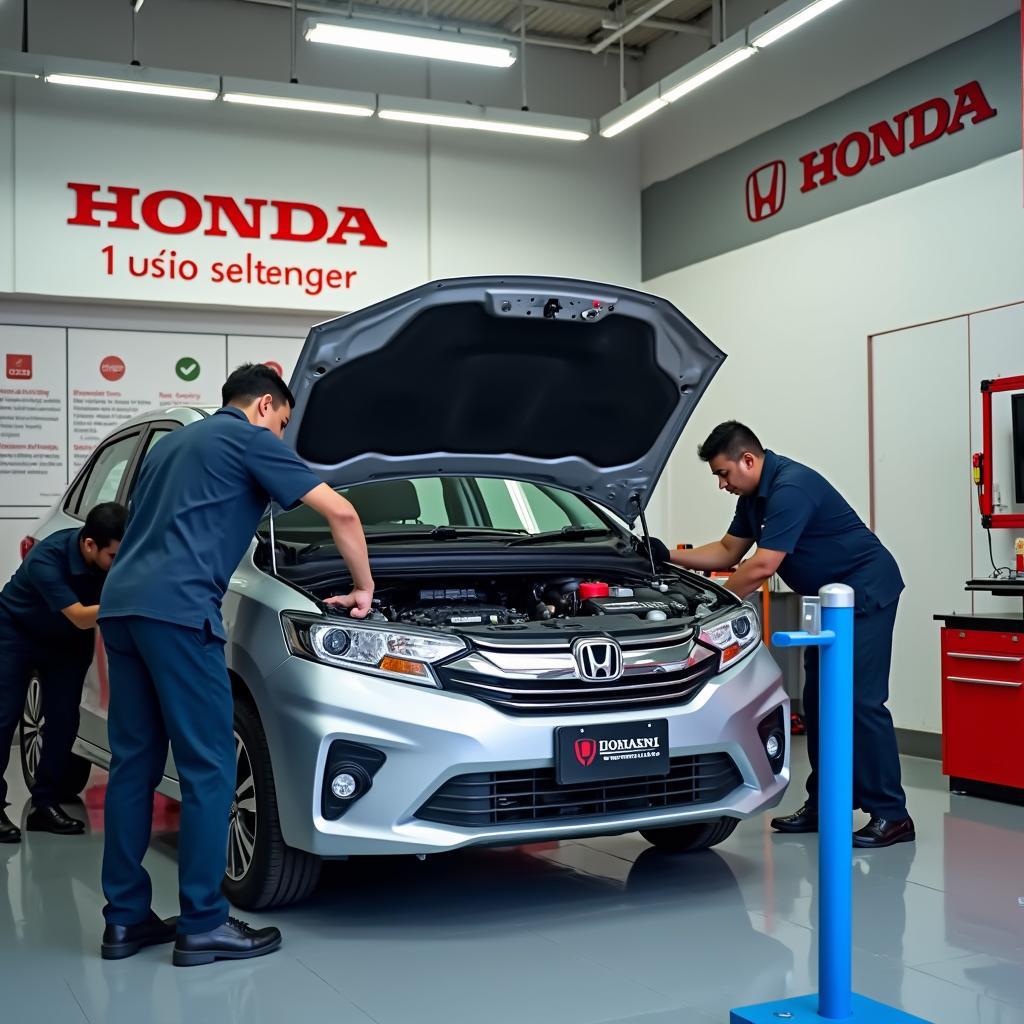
[
  {"x1": 66, "y1": 183, "x2": 140, "y2": 228},
  {"x1": 326, "y1": 206, "x2": 389, "y2": 247},
  {"x1": 270, "y1": 201, "x2": 329, "y2": 242},
  {"x1": 140, "y1": 190, "x2": 204, "y2": 235},
  {"x1": 908, "y1": 97, "x2": 950, "y2": 150},
  {"x1": 868, "y1": 112, "x2": 908, "y2": 166},
  {"x1": 204, "y1": 195, "x2": 267, "y2": 238},
  {"x1": 947, "y1": 80, "x2": 997, "y2": 135},
  {"x1": 799, "y1": 142, "x2": 837, "y2": 193},
  {"x1": 836, "y1": 131, "x2": 870, "y2": 177}
]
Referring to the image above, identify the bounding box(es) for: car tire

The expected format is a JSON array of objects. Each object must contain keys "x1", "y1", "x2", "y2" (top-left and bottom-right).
[
  {"x1": 638, "y1": 817, "x2": 739, "y2": 853},
  {"x1": 19, "y1": 670, "x2": 93, "y2": 799},
  {"x1": 222, "y1": 697, "x2": 322, "y2": 911}
]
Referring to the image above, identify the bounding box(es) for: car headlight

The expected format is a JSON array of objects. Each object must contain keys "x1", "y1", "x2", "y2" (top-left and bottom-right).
[
  {"x1": 699, "y1": 604, "x2": 761, "y2": 671},
  {"x1": 281, "y1": 613, "x2": 465, "y2": 687}
]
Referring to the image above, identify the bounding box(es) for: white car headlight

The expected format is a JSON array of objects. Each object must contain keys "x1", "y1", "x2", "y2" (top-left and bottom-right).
[
  {"x1": 281, "y1": 613, "x2": 466, "y2": 687},
  {"x1": 699, "y1": 604, "x2": 761, "y2": 671}
]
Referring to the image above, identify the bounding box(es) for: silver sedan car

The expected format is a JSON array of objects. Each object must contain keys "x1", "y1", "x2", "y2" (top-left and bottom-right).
[{"x1": 20, "y1": 276, "x2": 789, "y2": 909}]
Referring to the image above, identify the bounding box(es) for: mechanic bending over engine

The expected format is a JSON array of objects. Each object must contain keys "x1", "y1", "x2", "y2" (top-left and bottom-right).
[
  {"x1": 670, "y1": 421, "x2": 913, "y2": 850},
  {"x1": 96, "y1": 363, "x2": 374, "y2": 966},
  {"x1": 0, "y1": 501, "x2": 126, "y2": 844}
]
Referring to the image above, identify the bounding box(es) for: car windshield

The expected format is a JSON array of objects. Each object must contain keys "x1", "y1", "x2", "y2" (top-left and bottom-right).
[{"x1": 263, "y1": 476, "x2": 614, "y2": 546}]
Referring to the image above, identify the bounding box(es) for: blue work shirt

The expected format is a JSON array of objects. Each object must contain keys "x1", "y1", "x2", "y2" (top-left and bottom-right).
[
  {"x1": 0, "y1": 528, "x2": 104, "y2": 645},
  {"x1": 99, "y1": 406, "x2": 321, "y2": 639},
  {"x1": 728, "y1": 450, "x2": 904, "y2": 614}
]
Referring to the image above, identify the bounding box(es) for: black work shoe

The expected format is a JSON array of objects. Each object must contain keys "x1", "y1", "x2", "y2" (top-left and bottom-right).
[
  {"x1": 102, "y1": 912, "x2": 179, "y2": 960},
  {"x1": 26, "y1": 804, "x2": 85, "y2": 835},
  {"x1": 853, "y1": 816, "x2": 915, "y2": 849},
  {"x1": 173, "y1": 917, "x2": 282, "y2": 967},
  {"x1": 0, "y1": 809, "x2": 20, "y2": 844},
  {"x1": 770, "y1": 804, "x2": 818, "y2": 833}
]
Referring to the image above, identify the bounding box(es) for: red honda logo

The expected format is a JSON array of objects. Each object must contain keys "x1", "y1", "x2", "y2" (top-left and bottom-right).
[
  {"x1": 574, "y1": 738, "x2": 597, "y2": 767},
  {"x1": 5, "y1": 354, "x2": 32, "y2": 380},
  {"x1": 746, "y1": 160, "x2": 787, "y2": 222}
]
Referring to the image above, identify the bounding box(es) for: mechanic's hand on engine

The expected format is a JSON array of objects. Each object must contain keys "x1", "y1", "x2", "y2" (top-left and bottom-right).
[{"x1": 324, "y1": 588, "x2": 374, "y2": 619}]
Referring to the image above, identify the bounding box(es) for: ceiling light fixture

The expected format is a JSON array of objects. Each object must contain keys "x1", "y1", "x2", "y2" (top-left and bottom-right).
[
  {"x1": 598, "y1": 83, "x2": 666, "y2": 138},
  {"x1": 305, "y1": 17, "x2": 516, "y2": 68},
  {"x1": 750, "y1": 0, "x2": 847, "y2": 49},
  {"x1": 222, "y1": 77, "x2": 374, "y2": 117},
  {"x1": 43, "y1": 58, "x2": 218, "y2": 100},
  {"x1": 660, "y1": 44, "x2": 755, "y2": 103},
  {"x1": 378, "y1": 96, "x2": 589, "y2": 141},
  {"x1": 132, "y1": 0, "x2": 146, "y2": 12}
]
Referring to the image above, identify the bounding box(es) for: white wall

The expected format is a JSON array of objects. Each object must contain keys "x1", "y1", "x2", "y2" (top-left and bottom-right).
[{"x1": 645, "y1": 151, "x2": 1024, "y2": 735}]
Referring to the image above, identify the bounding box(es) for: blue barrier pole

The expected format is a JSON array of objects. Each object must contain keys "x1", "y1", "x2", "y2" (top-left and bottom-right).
[
  {"x1": 729, "y1": 583, "x2": 930, "y2": 1024},
  {"x1": 818, "y1": 585, "x2": 853, "y2": 1020}
]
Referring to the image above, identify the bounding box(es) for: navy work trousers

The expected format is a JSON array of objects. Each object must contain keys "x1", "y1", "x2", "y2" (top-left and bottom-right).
[{"x1": 100, "y1": 616, "x2": 234, "y2": 934}]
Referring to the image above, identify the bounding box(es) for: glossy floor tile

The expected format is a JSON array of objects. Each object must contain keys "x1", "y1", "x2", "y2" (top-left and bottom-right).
[{"x1": 3, "y1": 740, "x2": 1024, "y2": 1024}]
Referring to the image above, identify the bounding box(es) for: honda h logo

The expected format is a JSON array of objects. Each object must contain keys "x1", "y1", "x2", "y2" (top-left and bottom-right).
[
  {"x1": 746, "y1": 160, "x2": 787, "y2": 222},
  {"x1": 572, "y1": 638, "x2": 624, "y2": 682}
]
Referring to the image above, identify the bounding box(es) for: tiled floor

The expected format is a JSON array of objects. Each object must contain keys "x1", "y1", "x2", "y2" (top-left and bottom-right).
[{"x1": 3, "y1": 743, "x2": 1024, "y2": 1024}]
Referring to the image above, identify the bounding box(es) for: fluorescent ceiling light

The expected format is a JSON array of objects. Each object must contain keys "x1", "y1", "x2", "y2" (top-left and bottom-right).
[
  {"x1": 222, "y1": 77, "x2": 374, "y2": 117},
  {"x1": 378, "y1": 96, "x2": 589, "y2": 141},
  {"x1": 0, "y1": 49, "x2": 42, "y2": 79},
  {"x1": 45, "y1": 73, "x2": 217, "y2": 100},
  {"x1": 751, "y1": 0, "x2": 846, "y2": 48},
  {"x1": 306, "y1": 17, "x2": 516, "y2": 68},
  {"x1": 43, "y1": 59, "x2": 220, "y2": 100},
  {"x1": 600, "y1": 98, "x2": 666, "y2": 138},
  {"x1": 224, "y1": 92, "x2": 373, "y2": 117},
  {"x1": 132, "y1": 0, "x2": 146, "y2": 11},
  {"x1": 660, "y1": 44, "x2": 755, "y2": 103}
]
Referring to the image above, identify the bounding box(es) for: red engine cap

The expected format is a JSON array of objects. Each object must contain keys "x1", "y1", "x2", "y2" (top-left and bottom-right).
[{"x1": 579, "y1": 581, "x2": 609, "y2": 599}]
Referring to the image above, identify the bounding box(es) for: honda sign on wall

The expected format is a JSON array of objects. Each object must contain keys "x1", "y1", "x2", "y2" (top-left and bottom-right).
[
  {"x1": 643, "y1": 16, "x2": 1019, "y2": 279},
  {"x1": 11, "y1": 86, "x2": 428, "y2": 310}
]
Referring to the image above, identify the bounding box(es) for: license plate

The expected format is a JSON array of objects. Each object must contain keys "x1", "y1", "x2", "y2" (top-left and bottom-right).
[{"x1": 555, "y1": 719, "x2": 669, "y2": 785}]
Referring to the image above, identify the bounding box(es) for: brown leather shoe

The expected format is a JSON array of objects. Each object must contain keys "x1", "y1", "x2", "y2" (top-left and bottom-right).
[
  {"x1": 853, "y1": 816, "x2": 915, "y2": 849},
  {"x1": 770, "y1": 804, "x2": 818, "y2": 833}
]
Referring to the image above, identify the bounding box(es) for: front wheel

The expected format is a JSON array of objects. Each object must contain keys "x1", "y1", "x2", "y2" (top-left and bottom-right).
[
  {"x1": 639, "y1": 817, "x2": 738, "y2": 853},
  {"x1": 19, "y1": 671, "x2": 93, "y2": 799},
  {"x1": 221, "y1": 698, "x2": 321, "y2": 910}
]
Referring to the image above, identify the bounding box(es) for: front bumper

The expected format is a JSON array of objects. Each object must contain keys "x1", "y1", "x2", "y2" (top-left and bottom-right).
[{"x1": 260, "y1": 644, "x2": 789, "y2": 857}]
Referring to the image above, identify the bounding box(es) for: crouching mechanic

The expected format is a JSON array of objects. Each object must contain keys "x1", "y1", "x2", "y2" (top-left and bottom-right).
[
  {"x1": 97, "y1": 364, "x2": 374, "y2": 966},
  {"x1": 0, "y1": 502, "x2": 126, "y2": 842},
  {"x1": 670, "y1": 421, "x2": 913, "y2": 850}
]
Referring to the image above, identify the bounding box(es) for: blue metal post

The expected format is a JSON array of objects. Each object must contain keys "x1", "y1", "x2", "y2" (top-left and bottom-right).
[
  {"x1": 729, "y1": 583, "x2": 931, "y2": 1024},
  {"x1": 818, "y1": 584, "x2": 854, "y2": 1020}
]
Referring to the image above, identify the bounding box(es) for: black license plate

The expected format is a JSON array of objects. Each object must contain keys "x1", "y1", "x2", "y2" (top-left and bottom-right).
[{"x1": 555, "y1": 719, "x2": 669, "y2": 785}]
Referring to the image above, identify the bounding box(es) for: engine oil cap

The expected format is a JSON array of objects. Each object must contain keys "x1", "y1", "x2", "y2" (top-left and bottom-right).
[{"x1": 579, "y1": 581, "x2": 610, "y2": 599}]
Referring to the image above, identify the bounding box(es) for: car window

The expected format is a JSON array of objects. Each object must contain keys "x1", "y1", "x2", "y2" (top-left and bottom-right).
[
  {"x1": 144, "y1": 429, "x2": 172, "y2": 457},
  {"x1": 74, "y1": 434, "x2": 140, "y2": 517}
]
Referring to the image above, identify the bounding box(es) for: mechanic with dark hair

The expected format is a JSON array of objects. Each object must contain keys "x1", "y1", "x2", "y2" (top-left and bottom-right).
[
  {"x1": 97, "y1": 363, "x2": 374, "y2": 966},
  {"x1": 0, "y1": 501, "x2": 126, "y2": 843},
  {"x1": 669, "y1": 421, "x2": 913, "y2": 849}
]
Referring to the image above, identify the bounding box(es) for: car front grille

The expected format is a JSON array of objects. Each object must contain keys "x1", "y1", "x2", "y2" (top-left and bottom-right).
[
  {"x1": 415, "y1": 753, "x2": 742, "y2": 828},
  {"x1": 436, "y1": 656, "x2": 716, "y2": 715}
]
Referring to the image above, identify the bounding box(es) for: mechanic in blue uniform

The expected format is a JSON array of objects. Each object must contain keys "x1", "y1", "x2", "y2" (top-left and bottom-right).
[
  {"x1": 97, "y1": 364, "x2": 374, "y2": 965},
  {"x1": 0, "y1": 502, "x2": 126, "y2": 843},
  {"x1": 670, "y1": 421, "x2": 913, "y2": 849}
]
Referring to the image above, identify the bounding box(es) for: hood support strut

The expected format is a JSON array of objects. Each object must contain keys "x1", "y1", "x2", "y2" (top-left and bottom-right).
[{"x1": 632, "y1": 493, "x2": 658, "y2": 578}]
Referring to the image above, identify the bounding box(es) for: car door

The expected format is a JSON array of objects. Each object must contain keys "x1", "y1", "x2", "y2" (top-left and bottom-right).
[
  {"x1": 59, "y1": 427, "x2": 149, "y2": 752},
  {"x1": 87, "y1": 421, "x2": 182, "y2": 765}
]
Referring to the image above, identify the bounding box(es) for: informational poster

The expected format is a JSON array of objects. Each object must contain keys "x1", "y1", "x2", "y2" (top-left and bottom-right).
[
  {"x1": 67, "y1": 329, "x2": 225, "y2": 471},
  {"x1": 226, "y1": 335, "x2": 305, "y2": 387},
  {"x1": 0, "y1": 325, "x2": 68, "y2": 506}
]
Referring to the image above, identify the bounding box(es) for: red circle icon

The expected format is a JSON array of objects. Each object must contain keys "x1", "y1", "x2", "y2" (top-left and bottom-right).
[
  {"x1": 100, "y1": 356, "x2": 126, "y2": 382},
  {"x1": 264, "y1": 360, "x2": 284, "y2": 377}
]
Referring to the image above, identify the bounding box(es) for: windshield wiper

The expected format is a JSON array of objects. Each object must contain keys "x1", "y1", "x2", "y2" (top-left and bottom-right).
[
  {"x1": 365, "y1": 526, "x2": 527, "y2": 542},
  {"x1": 508, "y1": 526, "x2": 613, "y2": 546}
]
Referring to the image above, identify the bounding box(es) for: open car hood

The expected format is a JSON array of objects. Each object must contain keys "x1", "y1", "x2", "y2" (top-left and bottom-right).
[{"x1": 286, "y1": 276, "x2": 725, "y2": 522}]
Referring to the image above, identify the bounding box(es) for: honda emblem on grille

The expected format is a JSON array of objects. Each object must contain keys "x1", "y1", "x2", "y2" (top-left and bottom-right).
[
  {"x1": 746, "y1": 159, "x2": 786, "y2": 222},
  {"x1": 572, "y1": 637, "x2": 624, "y2": 682},
  {"x1": 574, "y1": 738, "x2": 597, "y2": 767}
]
